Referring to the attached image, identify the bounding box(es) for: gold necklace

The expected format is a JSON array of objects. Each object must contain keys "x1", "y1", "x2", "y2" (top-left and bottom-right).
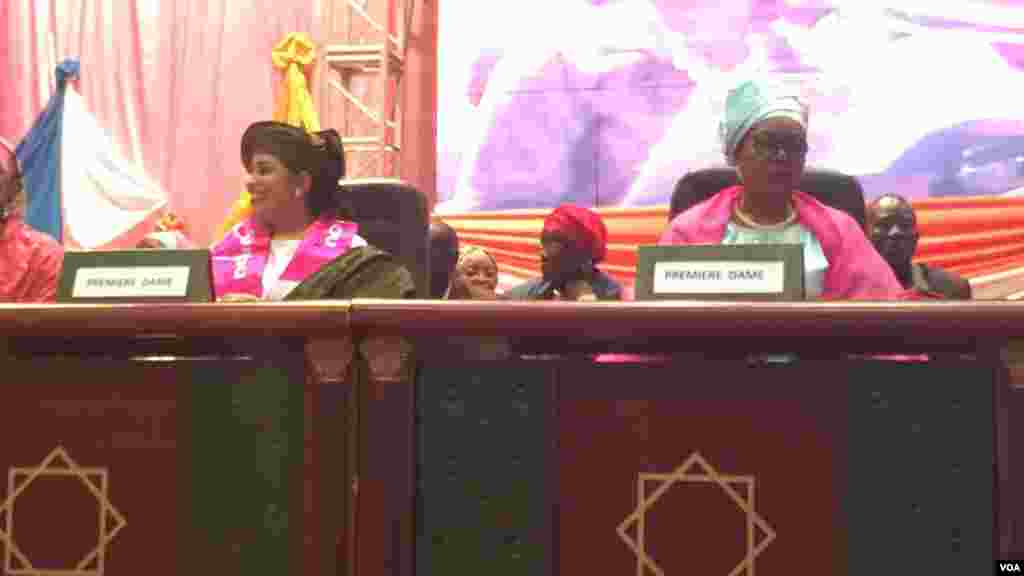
[
  {"x1": 274, "y1": 230, "x2": 305, "y2": 240},
  {"x1": 733, "y1": 201, "x2": 797, "y2": 229}
]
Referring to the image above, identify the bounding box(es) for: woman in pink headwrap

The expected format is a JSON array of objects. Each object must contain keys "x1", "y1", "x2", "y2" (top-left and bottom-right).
[
  {"x1": 0, "y1": 138, "x2": 63, "y2": 303},
  {"x1": 505, "y1": 204, "x2": 623, "y2": 301},
  {"x1": 660, "y1": 78, "x2": 902, "y2": 300}
]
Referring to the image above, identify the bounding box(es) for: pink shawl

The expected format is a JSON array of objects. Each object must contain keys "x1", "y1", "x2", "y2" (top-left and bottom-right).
[
  {"x1": 211, "y1": 216, "x2": 359, "y2": 299},
  {"x1": 659, "y1": 186, "x2": 903, "y2": 300}
]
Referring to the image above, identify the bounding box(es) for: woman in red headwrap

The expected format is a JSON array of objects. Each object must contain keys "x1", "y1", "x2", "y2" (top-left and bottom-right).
[
  {"x1": 0, "y1": 137, "x2": 63, "y2": 303},
  {"x1": 505, "y1": 204, "x2": 623, "y2": 301}
]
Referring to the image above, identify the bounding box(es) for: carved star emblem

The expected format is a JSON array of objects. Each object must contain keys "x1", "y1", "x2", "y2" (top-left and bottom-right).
[
  {"x1": 0, "y1": 446, "x2": 126, "y2": 575},
  {"x1": 617, "y1": 452, "x2": 775, "y2": 576}
]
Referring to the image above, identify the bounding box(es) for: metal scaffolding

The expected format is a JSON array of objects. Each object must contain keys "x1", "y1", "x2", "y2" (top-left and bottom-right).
[{"x1": 321, "y1": 0, "x2": 416, "y2": 180}]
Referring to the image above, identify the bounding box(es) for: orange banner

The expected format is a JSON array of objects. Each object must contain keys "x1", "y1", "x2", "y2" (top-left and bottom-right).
[{"x1": 440, "y1": 198, "x2": 1024, "y2": 298}]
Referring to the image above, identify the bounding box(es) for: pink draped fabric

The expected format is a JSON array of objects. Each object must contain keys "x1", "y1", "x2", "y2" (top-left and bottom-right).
[
  {"x1": 0, "y1": 0, "x2": 322, "y2": 246},
  {"x1": 660, "y1": 185, "x2": 904, "y2": 300}
]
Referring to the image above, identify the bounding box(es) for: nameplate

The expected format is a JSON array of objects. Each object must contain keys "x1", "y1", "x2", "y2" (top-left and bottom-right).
[
  {"x1": 653, "y1": 260, "x2": 785, "y2": 294},
  {"x1": 71, "y1": 267, "x2": 191, "y2": 298},
  {"x1": 634, "y1": 244, "x2": 803, "y2": 301}
]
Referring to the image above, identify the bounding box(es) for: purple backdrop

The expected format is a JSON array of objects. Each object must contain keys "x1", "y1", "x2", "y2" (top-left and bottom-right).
[{"x1": 436, "y1": 0, "x2": 1024, "y2": 213}]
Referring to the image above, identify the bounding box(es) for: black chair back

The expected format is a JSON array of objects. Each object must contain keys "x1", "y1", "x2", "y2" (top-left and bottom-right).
[
  {"x1": 337, "y1": 178, "x2": 430, "y2": 298},
  {"x1": 669, "y1": 168, "x2": 867, "y2": 231}
]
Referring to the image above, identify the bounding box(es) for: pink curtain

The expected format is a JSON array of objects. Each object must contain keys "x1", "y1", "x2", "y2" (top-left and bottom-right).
[{"x1": 1, "y1": 0, "x2": 324, "y2": 246}]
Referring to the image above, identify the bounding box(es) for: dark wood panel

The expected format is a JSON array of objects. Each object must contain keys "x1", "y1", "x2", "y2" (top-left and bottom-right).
[
  {"x1": 557, "y1": 361, "x2": 846, "y2": 576},
  {"x1": 412, "y1": 357, "x2": 999, "y2": 575},
  {"x1": 0, "y1": 340, "x2": 346, "y2": 575},
  {"x1": 0, "y1": 361, "x2": 181, "y2": 575},
  {"x1": 416, "y1": 362, "x2": 554, "y2": 576},
  {"x1": 1000, "y1": 357, "x2": 1024, "y2": 557},
  {"x1": 353, "y1": 336, "x2": 417, "y2": 576},
  {"x1": 0, "y1": 302, "x2": 350, "y2": 338},
  {"x1": 6, "y1": 300, "x2": 1024, "y2": 341},
  {"x1": 349, "y1": 300, "x2": 1024, "y2": 342}
]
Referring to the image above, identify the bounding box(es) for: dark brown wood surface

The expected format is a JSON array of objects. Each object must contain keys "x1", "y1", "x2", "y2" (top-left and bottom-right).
[
  {"x1": 0, "y1": 336, "x2": 351, "y2": 576},
  {"x1": 556, "y1": 362, "x2": 847, "y2": 575},
  {"x1": 0, "y1": 302, "x2": 350, "y2": 337},
  {"x1": 5, "y1": 300, "x2": 1024, "y2": 340},
  {"x1": 349, "y1": 300, "x2": 1024, "y2": 341},
  {"x1": 1, "y1": 300, "x2": 1022, "y2": 570}
]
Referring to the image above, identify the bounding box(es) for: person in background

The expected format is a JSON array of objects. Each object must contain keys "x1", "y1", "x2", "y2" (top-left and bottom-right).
[
  {"x1": 505, "y1": 204, "x2": 623, "y2": 301},
  {"x1": 659, "y1": 77, "x2": 901, "y2": 299},
  {"x1": 867, "y1": 193, "x2": 971, "y2": 300},
  {"x1": 136, "y1": 212, "x2": 196, "y2": 250},
  {"x1": 0, "y1": 137, "x2": 62, "y2": 303},
  {"x1": 211, "y1": 121, "x2": 413, "y2": 302},
  {"x1": 447, "y1": 245, "x2": 499, "y2": 300},
  {"x1": 434, "y1": 244, "x2": 510, "y2": 360},
  {"x1": 429, "y1": 220, "x2": 459, "y2": 299}
]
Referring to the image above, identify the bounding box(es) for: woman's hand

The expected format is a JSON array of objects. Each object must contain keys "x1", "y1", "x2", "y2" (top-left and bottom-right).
[
  {"x1": 562, "y1": 279, "x2": 597, "y2": 302},
  {"x1": 219, "y1": 293, "x2": 262, "y2": 303},
  {"x1": 135, "y1": 237, "x2": 167, "y2": 250},
  {"x1": 465, "y1": 284, "x2": 499, "y2": 300}
]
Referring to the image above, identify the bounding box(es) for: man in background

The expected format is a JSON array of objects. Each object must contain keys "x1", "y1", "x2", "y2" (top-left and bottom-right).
[{"x1": 867, "y1": 193, "x2": 971, "y2": 300}]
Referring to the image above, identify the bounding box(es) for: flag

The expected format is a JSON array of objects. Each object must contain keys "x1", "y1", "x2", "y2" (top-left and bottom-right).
[{"x1": 16, "y1": 59, "x2": 166, "y2": 248}]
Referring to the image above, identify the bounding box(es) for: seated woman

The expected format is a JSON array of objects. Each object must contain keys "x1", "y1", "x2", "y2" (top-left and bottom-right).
[
  {"x1": 435, "y1": 245, "x2": 510, "y2": 360},
  {"x1": 660, "y1": 78, "x2": 902, "y2": 300},
  {"x1": 211, "y1": 121, "x2": 414, "y2": 301},
  {"x1": 505, "y1": 204, "x2": 623, "y2": 301},
  {"x1": 446, "y1": 245, "x2": 499, "y2": 300},
  {"x1": 0, "y1": 138, "x2": 63, "y2": 303}
]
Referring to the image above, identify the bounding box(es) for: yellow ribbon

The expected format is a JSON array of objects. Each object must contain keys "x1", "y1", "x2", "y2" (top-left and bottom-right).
[
  {"x1": 215, "y1": 32, "x2": 323, "y2": 240},
  {"x1": 272, "y1": 33, "x2": 321, "y2": 132}
]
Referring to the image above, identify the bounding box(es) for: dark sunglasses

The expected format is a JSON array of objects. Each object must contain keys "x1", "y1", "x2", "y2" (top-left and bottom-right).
[
  {"x1": 871, "y1": 224, "x2": 918, "y2": 239},
  {"x1": 750, "y1": 132, "x2": 808, "y2": 161}
]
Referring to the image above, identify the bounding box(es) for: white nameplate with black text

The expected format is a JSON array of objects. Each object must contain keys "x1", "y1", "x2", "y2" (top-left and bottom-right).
[
  {"x1": 653, "y1": 260, "x2": 785, "y2": 295},
  {"x1": 71, "y1": 266, "x2": 191, "y2": 298}
]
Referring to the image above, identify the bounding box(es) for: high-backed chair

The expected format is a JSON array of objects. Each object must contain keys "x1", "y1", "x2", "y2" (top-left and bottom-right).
[
  {"x1": 429, "y1": 220, "x2": 459, "y2": 299},
  {"x1": 337, "y1": 178, "x2": 430, "y2": 298},
  {"x1": 669, "y1": 168, "x2": 868, "y2": 231}
]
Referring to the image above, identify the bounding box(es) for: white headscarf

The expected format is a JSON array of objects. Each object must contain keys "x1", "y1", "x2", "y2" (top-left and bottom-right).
[{"x1": 720, "y1": 77, "x2": 809, "y2": 165}]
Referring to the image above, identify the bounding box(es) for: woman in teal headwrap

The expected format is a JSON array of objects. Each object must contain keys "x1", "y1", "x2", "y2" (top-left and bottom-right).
[{"x1": 660, "y1": 78, "x2": 902, "y2": 300}]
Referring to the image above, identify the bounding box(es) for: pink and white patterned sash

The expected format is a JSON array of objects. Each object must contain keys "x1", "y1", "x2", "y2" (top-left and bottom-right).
[{"x1": 211, "y1": 217, "x2": 358, "y2": 298}]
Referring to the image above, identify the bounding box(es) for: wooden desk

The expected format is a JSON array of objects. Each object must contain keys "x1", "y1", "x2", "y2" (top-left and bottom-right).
[
  {"x1": 0, "y1": 301, "x2": 1020, "y2": 575},
  {"x1": 0, "y1": 303, "x2": 365, "y2": 576},
  {"x1": 348, "y1": 300, "x2": 1024, "y2": 576}
]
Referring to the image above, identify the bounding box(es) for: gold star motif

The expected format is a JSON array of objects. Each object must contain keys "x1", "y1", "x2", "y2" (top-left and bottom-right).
[
  {"x1": 0, "y1": 446, "x2": 127, "y2": 576},
  {"x1": 617, "y1": 452, "x2": 776, "y2": 576}
]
